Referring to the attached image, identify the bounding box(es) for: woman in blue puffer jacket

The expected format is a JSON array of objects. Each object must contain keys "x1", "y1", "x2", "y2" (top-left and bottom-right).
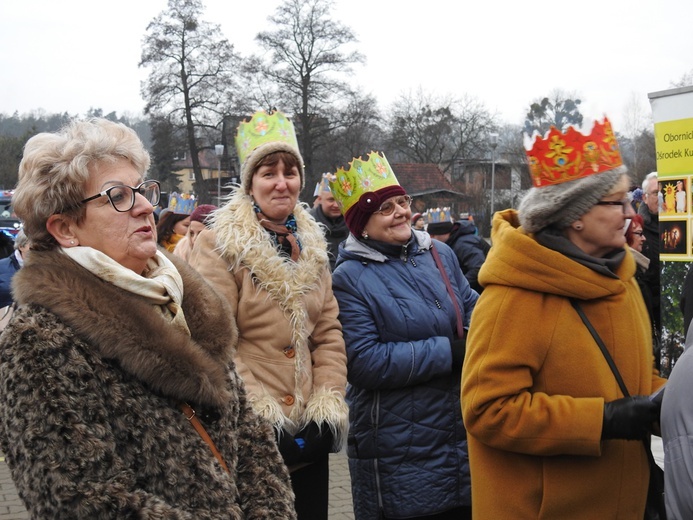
[{"x1": 329, "y1": 152, "x2": 478, "y2": 520}]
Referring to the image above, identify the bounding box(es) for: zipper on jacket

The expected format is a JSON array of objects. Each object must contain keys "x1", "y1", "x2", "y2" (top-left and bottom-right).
[{"x1": 372, "y1": 391, "x2": 384, "y2": 511}]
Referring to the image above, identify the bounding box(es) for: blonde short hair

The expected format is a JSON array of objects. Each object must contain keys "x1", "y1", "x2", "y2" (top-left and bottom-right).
[{"x1": 13, "y1": 118, "x2": 150, "y2": 251}]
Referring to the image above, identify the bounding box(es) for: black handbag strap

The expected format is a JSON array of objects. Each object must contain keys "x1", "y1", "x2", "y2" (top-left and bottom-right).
[
  {"x1": 570, "y1": 299, "x2": 662, "y2": 482},
  {"x1": 570, "y1": 299, "x2": 630, "y2": 397}
]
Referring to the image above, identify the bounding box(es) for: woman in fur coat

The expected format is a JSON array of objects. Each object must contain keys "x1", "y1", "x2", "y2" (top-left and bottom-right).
[
  {"x1": 0, "y1": 118, "x2": 296, "y2": 519},
  {"x1": 189, "y1": 110, "x2": 348, "y2": 520}
]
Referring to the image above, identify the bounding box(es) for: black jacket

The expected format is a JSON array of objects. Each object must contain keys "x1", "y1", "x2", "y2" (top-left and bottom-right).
[
  {"x1": 446, "y1": 220, "x2": 490, "y2": 294},
  {"x1": 310, "y1": 205, "x2": 349, "y2": 271}
]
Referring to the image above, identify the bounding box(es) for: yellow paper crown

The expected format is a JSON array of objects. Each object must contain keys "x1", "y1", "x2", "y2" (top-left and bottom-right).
[
  {"x1": 525, "y1": 116, "x2": 623, "y2": 188},
  {"x1": 235, "y1": 109, "x2": 299, "y2": 168},
  {"x1": 329, "y1": 151, "x2": 400, "y2": 215},
  {"x1": 423, "y1": 207, "x2": 452, "y2": 224}
]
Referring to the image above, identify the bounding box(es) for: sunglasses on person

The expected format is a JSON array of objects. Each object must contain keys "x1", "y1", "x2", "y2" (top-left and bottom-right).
[
  {"x1": 80, "y1": 180, "x2": 161, "y2": 212},
  {"x1": 373, "y1": 195, "x2": 413, "y2": 216}
]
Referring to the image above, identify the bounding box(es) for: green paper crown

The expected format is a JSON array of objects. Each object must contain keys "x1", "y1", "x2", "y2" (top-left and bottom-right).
[
  {"x1": 329, "y1": 151, "x2": 400, "y2": 214},
  {"x1": 235, "y1": 109, "x2": 299, "y2": 168}
]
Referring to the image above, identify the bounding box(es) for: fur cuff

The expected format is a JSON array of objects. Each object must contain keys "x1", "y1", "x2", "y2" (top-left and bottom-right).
[
  {"x1": 302, "y1": 388, "x2": 349, "y2": 451},
  {"x1": 250, "y1": 393, "x2": 297, "y2": 433}
]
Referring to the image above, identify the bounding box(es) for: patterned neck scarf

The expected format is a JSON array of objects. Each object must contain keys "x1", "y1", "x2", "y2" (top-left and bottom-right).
[{"x1": 254, "y1": 203, "x2": 302, "y2": 262}]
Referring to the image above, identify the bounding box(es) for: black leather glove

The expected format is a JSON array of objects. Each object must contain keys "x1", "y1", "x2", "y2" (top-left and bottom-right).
[
  {"x1": 602, "y1": 396, "x2": 660, "y2": 440},
  {"x1": 295, "y1": 422, "x2": 334, "y2": 463},
  {"x1": 450, "y1": 335, "x2": 467, "y2": 369},
  {"x1": 276, "y1": 429, "x2": 303, "y2": 466}
]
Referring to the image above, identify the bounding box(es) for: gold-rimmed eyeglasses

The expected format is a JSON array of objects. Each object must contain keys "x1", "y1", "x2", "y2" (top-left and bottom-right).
[
  {"x1": 80, "y1": 180, "x2": 161, "y2": 212},
  {"x1": 373, "y1": 195, "x2": 413, "y2": 216}
]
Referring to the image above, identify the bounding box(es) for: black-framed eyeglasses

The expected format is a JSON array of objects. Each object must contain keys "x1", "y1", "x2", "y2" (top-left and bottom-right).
[
  {"x1": 595, "y1": 199, "x2": 629, "y2": 213},
  {"x1": 374, "y1": 195, "x2": 413, "y2": 216},
  {"x1": 632, "y1": 231, "x2": 645, "y2": 237},
  {"x1": 80, "y1": 180, "x2": 161, "y2": 212}
]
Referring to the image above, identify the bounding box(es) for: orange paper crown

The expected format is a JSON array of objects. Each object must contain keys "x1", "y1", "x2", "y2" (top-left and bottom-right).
[{"x1": 525, "y1": 117, "x2": 623, "y2": 188}]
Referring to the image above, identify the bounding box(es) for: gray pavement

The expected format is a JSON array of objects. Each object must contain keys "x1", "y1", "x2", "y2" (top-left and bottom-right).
[{"x1": 0, "y1": 450, "x2": 353, "y2": 519}]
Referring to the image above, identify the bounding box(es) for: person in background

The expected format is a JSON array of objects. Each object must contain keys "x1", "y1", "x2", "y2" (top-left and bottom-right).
[
  {"x1": 411, "y1": 212, "x2": 425, "y2": 230},
  {"x1": 0, "y1": 118, "x2": 296, "y2": 518},
  {"x1": 0, "y1": 229, "x2": 29, "y2": 308},
  {"x1": 629, "y1": 186, "x2": 643, "y2": 213},
  {"x1": 427, "y1": 215, "x2": 489, "y2": 294},
  {"x1": 309, "y1": 173, "x2": 348, "y2": 272},
  {"x1": 462, "y1": 117, "x2": 665, "y2": 519},
  {"x1": 680, "y1": 264, "x2": 693, "y2": 338},
  {"x1": 661, "y1": 319, "x2": 693, "y2": 519},
  {"x1": 0, "y1": 232, "x2": 14, "y2": 259},
  {"x1": 189, "y1": 109, "x2": 348, "y2": 520},
  {"x1": 173, "y1": 203, "x2": 217, "y2": 262},
  {"x1": 638, "y1": 171, "x2": 661, "y2": 369},
  {"x1": 330, "y1": 151, "x2": 478, "y2": 520},
  {"x1": 626, "y1": 214, "x2": 660, "y2": 369},
  {"x1": 156, "y1": 209, "x2": 190, "y2": 252}
]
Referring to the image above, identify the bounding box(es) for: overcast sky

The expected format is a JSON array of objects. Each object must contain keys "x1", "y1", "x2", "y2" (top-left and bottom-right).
[{"x1": 1, "y1": 0, "x2": 691, "y2": 133}]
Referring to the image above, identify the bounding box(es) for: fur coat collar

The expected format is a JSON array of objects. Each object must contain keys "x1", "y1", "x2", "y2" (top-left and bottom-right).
[
  {"x1": 212, "y1": 193, "x2": 329, "y2": 319},
  {"x1": 12, "y1": 248, "x2": 237, "y2": 409}
]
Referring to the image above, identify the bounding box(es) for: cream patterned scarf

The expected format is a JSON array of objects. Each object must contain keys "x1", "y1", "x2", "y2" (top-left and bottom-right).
[{"x1": 61, "y1": 246, "x2": 190, "y2": 336}]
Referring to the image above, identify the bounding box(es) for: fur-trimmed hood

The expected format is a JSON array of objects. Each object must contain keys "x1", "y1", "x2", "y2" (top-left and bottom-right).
[{"x1": 12, "y1": 248, "x2": 237, "y2": 409}]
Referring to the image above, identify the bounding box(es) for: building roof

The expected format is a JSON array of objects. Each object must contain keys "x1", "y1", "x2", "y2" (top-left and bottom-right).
[{"x1": 391, "y1": 163, "x2": 465, "y2": 197}]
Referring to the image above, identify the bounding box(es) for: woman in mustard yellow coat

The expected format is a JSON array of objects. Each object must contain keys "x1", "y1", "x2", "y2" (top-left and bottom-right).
[{"x1": 462, "y1": 118, "x2": 666, "y2": 519}]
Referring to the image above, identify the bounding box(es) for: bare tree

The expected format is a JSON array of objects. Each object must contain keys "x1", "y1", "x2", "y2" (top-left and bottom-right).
[
  {"x1": 523, "y1": 89, "x2": 583, "y2": 136},
  {"x1": 253, "y1": 0, "x2": 365, "y2": 189},
  {"x1": 619, "y1": 92, "x2": 654, "y2": 182},
  {"x1": 149, "y1": 115, "x2": 186, "y2": 194},
  {"x1": 386, "y1": 89, "x2": 496, "y2": 175},
  {"x1": 140, "y1": 0, "x2": 241, "y2": 203},
  {"x1": 313, "y1": 90, "x2": 382, "y2": 172},
  {"x1": 670, "y1": 70, "x2": 693, "y2": 88}
]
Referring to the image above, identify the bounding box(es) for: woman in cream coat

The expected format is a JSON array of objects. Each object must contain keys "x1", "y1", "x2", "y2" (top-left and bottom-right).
[{"x1": 189, "y1": 110, "x2": 348, "y2": 520}]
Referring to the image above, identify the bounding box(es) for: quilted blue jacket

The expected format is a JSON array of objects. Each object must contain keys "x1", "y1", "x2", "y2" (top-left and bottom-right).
[{"x1": 332, "y1": 231, "x2": 478, "y2": 519}]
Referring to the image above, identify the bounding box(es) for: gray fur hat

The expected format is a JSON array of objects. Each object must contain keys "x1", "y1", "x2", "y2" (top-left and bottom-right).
[{"x1": 519, "y1": 165, "x2": 627, "y2": 233}]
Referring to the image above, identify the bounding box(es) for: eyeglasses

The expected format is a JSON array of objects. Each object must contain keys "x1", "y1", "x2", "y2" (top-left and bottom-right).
[
  {"x1": 373, "y1": 195, "x2": 413, "y2": 216},
  {"x1": 632, "y1": 231, "x2": 645, "y2": 237},
  {"x1": 80, "y1": 180, "x2": 161, "y2": 212},
  {"x1": 595, "y1": 199, "x2": 629, "y2": 213}
]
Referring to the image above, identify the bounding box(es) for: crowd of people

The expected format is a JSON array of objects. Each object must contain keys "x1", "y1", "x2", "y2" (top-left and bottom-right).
[{"x1": 0, "y1": 111, "x2": 677, "y2": 519}]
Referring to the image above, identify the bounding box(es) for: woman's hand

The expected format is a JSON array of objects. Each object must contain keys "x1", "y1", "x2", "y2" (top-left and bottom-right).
[
  {"x1": 295, "y1": 422, "x2": 334, "y2": 462},
  {"x1": 601, "y1": 396, "x2": 660, "y2": 440}
]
